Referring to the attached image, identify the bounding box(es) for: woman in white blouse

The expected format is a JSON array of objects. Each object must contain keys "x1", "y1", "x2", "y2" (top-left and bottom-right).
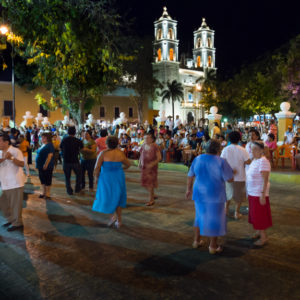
[{"x1": 246, "y1": 141, "x2": 272, "y2": 246}]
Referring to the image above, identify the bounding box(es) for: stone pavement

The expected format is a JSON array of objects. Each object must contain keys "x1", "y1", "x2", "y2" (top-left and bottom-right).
[{"x1": 0, "y1": 164, "x2": 300, "y2": 300}]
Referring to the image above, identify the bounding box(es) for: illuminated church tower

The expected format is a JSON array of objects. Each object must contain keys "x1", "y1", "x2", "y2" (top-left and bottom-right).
[
  {"x1": 152, "y1": 8, "x2": 217, "y2": 123},
  {"x1": 153, "y1": 7, "x2": 180, "y2": 84},
  {"x1": 193, "y1": 18, "x2": 216, "y2": 70}
]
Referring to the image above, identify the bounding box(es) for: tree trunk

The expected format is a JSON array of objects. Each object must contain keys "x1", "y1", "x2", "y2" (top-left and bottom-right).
[
  {"x1": 137, "y1": 97, "x2": 144, "y2": 125},
  {"x1": 172, "y1": 98, "x2": 175, "y2": 124},
  {"x1": 68, "y1": 97, "x2": 85, "y2": 127}
]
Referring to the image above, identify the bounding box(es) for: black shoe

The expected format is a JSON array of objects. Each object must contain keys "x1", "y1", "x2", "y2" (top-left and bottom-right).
[
  {"x1": 67, "y1": 190, "x2": 73, "y2": 195},
  {"x1": 2, "y1": 222, "x2": 11, "y2": 227},
  {"x1": 7, "y1": 225, "x2": 24, "y2": 232},
  {"x1": 39, "y1": 194, "x2": 45, "y2": 198}
]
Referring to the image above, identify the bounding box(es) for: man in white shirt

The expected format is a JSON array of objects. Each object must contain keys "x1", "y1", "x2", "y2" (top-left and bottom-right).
[
  {"x1": 165, "y1": 116, "x2": 173, "y2": 131},
  {"x1": 221, "y1": 131, "x2": 251, "y2": 219},
  {"x1": 284, "y1": 126, "x2": 294, "y2": 145},
  {"x1": 261, "y1": 128, "x2": 269, "y2": 143},
  {"x1": 0, "y1": 133, "x2": 25, "y2": 231},
  {"x1": 174, "y1": 115, "x2": 182, "y2": 129}
]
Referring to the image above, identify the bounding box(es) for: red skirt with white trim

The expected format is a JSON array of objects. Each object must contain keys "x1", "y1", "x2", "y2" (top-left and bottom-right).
[{"x1": 248, "y1": 195, "x2": 272, "y2": 230}]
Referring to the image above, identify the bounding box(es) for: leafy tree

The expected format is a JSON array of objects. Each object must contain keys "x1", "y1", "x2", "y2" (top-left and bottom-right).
[
  {"x1": 280, "y1": 34, "x2": 300, "y2": 111},
  {"x1": 161, "y1": 80, "x2": 184, "y2": 121},
  {"x1": 1, "y1": 0, "x2": 132, "y2": 124},
  {"x1": 123, "y1": 38, "x2": 162, "y2": 123},
  {"x1": 196, "y1": 68, "x2": 217, "y2": 110},
  {"x1": 216, "y1": 49, "x2": 285, "y2": 121}
]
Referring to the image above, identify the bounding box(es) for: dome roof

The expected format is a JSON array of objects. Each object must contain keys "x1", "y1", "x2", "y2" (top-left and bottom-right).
[
  {"x1": 199, "y1": 18, "x2": 210, "y2": 30},
  {"x1": 159, "y1": 6, "x2": 172, "y2": 20}
]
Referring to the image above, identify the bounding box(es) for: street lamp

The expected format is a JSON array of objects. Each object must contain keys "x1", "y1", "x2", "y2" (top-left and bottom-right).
[{"x1": 0, "y1": 25, "x2": 15, "y2": 127}]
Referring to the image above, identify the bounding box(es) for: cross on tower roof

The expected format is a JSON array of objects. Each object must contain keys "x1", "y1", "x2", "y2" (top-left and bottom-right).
[
  {"x1": 200, "y1": 18, "x2": 210, "y2": 29},
  {"x1": 159, "y1": 6, "x2": 172, "y2": 20}
]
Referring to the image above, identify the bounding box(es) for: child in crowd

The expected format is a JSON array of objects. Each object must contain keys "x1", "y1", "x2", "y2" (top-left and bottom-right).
[{"x1": 265, "y1": 133, "x2": 277, "y2": 167}]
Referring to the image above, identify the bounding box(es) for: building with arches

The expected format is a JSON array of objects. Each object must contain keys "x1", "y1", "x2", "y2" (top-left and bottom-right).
[{"x1": 152, "y1": 7, "x2": 216, "y2": 125}]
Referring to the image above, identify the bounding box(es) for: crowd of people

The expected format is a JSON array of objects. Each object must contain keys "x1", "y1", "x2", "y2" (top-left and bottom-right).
[{"x1": 0, "y1": 116, "x2": 299, "y2": 254}]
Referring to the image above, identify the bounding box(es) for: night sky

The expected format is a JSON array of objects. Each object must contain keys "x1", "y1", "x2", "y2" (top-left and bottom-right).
[
  {"x1": 1, "y1": 0, "x2": 300, "y2": 80},
  {"x1": 117, "y1": 0, "x2": 300, "y2": 77}
]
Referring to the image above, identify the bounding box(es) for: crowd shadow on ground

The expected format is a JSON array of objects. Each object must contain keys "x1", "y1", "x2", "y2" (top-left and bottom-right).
[{"x1": 0, "y1": 232, "x2": 43, "y2": 299}]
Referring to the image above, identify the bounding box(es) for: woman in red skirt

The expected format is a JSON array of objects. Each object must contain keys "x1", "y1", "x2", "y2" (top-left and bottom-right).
[{"x1": 246, "y1": 141, "x2": 272, "y2": 246}]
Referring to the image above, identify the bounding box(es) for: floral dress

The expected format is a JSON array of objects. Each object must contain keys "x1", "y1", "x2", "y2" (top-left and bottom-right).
[{"x1": 140, "y1": 143, "x2": 160, "y2": 188}]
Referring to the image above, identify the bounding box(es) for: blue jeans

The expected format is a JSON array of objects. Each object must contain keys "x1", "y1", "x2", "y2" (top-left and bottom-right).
[
  {"x1": 81, "y1": 159, "x2": 96, "y2": 189},
  {"x1": 63, "y1": 162, "x2": 82, "y2": 194}
]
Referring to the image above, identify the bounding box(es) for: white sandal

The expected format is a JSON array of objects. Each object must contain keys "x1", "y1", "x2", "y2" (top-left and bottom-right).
[
  {"x1": 115, "y1": 221, "x2": 122, "y2": 229},
  {"x1": 107, "y1": 217, "x2": 117, "y2": 227},
  {"x1": 209, "y1": 246, "x2": 223, "y2": 254},
  {"x1": 192, "y1": 240, "x2": 205, "y2": 248}
]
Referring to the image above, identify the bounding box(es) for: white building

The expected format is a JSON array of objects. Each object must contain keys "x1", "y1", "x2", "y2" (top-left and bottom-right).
[{"x1": 152, "y1": 7, "x2": 216, "y2": 124}]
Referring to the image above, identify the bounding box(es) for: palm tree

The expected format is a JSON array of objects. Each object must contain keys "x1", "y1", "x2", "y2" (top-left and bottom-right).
[
  {"x1": 161, "y1": 80, "x2": 184, "y2": 121},
  {"x1": 196, "y1": 68, "x2": 217, "y2": 110}
]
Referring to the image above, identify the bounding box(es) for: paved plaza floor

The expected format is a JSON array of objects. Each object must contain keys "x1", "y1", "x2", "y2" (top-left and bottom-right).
[{"x1": 0, "y1": 163, "x2": 300, "y2": 300}]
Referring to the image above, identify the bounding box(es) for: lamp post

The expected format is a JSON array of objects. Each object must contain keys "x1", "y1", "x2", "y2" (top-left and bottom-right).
[{"x1": 0, "y1": 25, "x2": 15, "y2": 127}]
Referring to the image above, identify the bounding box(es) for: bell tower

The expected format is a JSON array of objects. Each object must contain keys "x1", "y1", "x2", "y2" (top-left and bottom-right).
[
  {"x1": 153, "y1": 7, "x2": 180, "y2": 85},
  {"x1": 154, "y1": 7, "x2": 179, "y2": 63},
  {"x1": 193, "y1": 18, "x2": 216, "y2": 70}
]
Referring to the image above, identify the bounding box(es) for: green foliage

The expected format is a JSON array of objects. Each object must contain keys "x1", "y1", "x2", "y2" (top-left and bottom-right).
[
  {"x1": 161, "y1": 80, "x2": 184, "y2": 121},
  {"x1": 215, "y1": 40, "x2": 298, "y2": 121},
  {"x1": 0, "y1": 0, "x2": 129, "y2": 123},
  {"x1": 122, "y1": 38, "x2": 162, "y2": 123},
  {"x1": 196, "y1": 69, "x2": 217, "y2": 110},
  {"x1": 279, "y1": 35, "x2": 300, "y2": 110}
]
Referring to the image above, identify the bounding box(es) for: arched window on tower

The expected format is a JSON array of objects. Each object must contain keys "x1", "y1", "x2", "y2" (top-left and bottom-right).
[
  {"x1": 169, "y1": 48, "x2": 174, "y2": 61},
  {"x1": 197, "y1": 38, "x2": 201, "y2": 48},
  {"x1": 208, "y1": 56, "x2": 212, "y2": 67},
  {"x1": 157, "y1": 48, "x2": 162, "y2": 62},
  {"x1": 207, "y1": 38, "x2": 211, "y2": 48},
  {"x1": 197, "y1": 56, "x2": 201, "y2": 67},
  {"x1": 157, "y1": 29, "x2": 162, "y2": 40},
  {"x1": 168, "y1": 28, "x2": 173, "y2": 39}
]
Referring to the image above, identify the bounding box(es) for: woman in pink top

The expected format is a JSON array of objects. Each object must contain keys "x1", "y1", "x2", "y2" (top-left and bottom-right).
[
  {"x1": 265, "y1": 133, "x2": 277, "y2": 167},
  {"x1": 246, "y1": 141, "x2": 272, "y2": 246},
  {"x1": 95, "y1": 129, "x2": 108, "y2": 155},
  {"x1": 269, "y1": 120, "x2": 277, "y2": 141}
]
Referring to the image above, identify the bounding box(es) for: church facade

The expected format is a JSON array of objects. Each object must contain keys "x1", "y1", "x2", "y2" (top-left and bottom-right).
[{"x1": 152, "y1": 7, "x2": 216, "y2": 124}]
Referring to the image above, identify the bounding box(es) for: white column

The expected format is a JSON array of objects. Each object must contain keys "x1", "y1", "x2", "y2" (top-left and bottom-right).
[
  {"x1": 163, "y1": 42, "x2": 167, "y2": 61},
  {"x1": 202, "y1": 49, "x2": 207, "y2": 67},
  {"x1": 163, "y1": 22, "x2": 167, "y2": 38}
]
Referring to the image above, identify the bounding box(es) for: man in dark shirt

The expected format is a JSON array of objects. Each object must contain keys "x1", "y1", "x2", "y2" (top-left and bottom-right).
[{"x1": 60, "y1": 127, "x2": 83, "y2": 195}]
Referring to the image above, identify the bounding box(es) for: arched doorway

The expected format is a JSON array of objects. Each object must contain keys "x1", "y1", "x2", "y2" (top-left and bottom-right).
[
  {"x1": 197, "y1": 38, "x2": 201, "y2": 48},
  {"x1": 197, "y1": 56, "x2": 201, "y2": 67},
  {"x1": 169, "y1": 48, "x2": 174, "y2": 61},
  {"x1": 157, "y1": 48, "x2": 162, "y2": 61},
  {"x1": 168, "y1": 28, "x2": 173, "y2": 39},
  {"x1": 187, "y1": 111, "x2": 194, "y2": 124},
  {"x1": 157, "y1": 29, "x2": 162, "y2": 40},
  {"x1": 208, "y1": 56, "x2": 212, "y2": 67}
]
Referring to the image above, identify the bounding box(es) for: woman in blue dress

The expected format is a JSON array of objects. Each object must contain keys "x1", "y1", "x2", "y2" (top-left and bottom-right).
[
  {"x1": 93, "y1": 136, "x2": 130, "y2": 228},
  {"x1": 186, "y1": 139, "x2": 233, "y2": 254}
]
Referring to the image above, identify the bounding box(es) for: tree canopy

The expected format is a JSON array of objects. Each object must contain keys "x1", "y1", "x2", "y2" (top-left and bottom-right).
[
  {"x1": 207, "y1": 34, "x2": 300, "y2": 121},
  {"x1": 122, "y1": 38, "x2": 162, "y2": 123},
  {"x1": 0, "y1": 0, "x2": 133, "y2": 124}
]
